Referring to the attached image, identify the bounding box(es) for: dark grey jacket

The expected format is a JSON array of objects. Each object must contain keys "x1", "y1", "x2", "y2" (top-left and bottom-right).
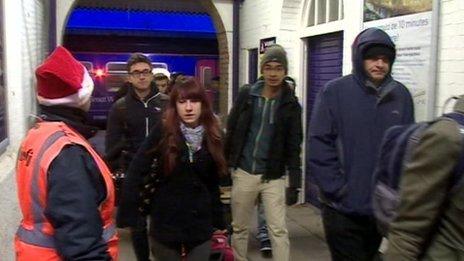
[
  {"x1": 105, "y1": 84, "x2": 168, "y2": 171},
  {"x1": 225, "y1": 81, "x2": 303, "y2": 188}
]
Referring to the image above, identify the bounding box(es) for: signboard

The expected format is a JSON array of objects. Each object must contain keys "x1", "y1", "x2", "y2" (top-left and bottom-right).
[
  {"x1": 364, "y1": 0, "x2": 432, "y2": 22},
  {"x1": 259, "y1": 37, "x2": 276, "y2": 54},
  {"x1": 364, "y1": 0, "x2": 435, "y2": 121}
]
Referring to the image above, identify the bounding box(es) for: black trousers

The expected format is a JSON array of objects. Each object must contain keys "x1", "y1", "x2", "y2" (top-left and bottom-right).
[
  {"x1": 131, "y1": 214, "x2": 151, "y2": 261},
  {"x1": 151, "y1": 239, "x2": 211, "y2": 261},
  {"x1": 322, "y1": 205, "x2": 382, "y2": 261}
]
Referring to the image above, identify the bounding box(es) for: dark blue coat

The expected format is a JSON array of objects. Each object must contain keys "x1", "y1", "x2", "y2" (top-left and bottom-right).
[
  {"x1": 39, "y1": 105, "x2": 110, "y2": 260},
  {"x1": 308, "y1": 28, "x2": 415, "y2": 215}
]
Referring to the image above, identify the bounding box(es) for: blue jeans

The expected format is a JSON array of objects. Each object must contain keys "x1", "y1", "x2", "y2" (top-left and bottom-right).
[{"x1": 256, "y1": 200, "x2": 269, "y2": 241}]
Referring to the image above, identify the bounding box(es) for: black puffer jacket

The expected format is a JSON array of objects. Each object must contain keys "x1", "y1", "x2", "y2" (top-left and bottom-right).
[
  {"x1": 117, "y1": 124, "x2": 225, "y2": 245},
  {"x1": 105, "y1": 84, "x2": 168, "y2": 171},
  {"x1": 225, "y1": 82, "x2": 303, "y2": 188}
]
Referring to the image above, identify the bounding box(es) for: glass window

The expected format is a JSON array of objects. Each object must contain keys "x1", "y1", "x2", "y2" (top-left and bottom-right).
[
  {"x1": 307, "y1": 0, "x2": 343, "y2": 27},
  {"x1": 317, "y1": 0, "x2": 327, "y2": 25},
  {"x1": 329, "y1": 0, "x2": 339, "y2": 22},
  {"x1": 307, "y1": 0, "x2": 315, "y2": 26},
  {"x1": 248, "y1": 48, "x2": 258, "y2": 83}
]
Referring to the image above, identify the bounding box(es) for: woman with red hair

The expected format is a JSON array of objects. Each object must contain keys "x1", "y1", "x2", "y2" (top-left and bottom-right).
[{"x1": 117, "y1": 77, "x2": 227, "y2": 260}]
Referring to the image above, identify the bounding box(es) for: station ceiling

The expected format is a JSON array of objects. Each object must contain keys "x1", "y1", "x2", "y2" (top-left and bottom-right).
[{"x1": 75, "y1": 0, "x2": 208, "y2": 13}]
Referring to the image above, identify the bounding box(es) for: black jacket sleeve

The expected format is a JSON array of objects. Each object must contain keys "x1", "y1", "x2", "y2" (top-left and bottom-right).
[
  {"x1": 105, "y1": 101, "x2": 126, "y2": 171},
  {"x1": 224, "y1": 85, "x2": 250, "y2": 163},
  {"x1": 286, "y1": 101, "x2": 303, "y2": 188},
  {"x1": 205, "y1": 170, "x2": 226, "y2": 230},
  {"x1": 45, "y1": 145, "x2": 110, "y2": 261},
  {"x1": 117, "y1": 125, "x2": 161, "y2": 228}
]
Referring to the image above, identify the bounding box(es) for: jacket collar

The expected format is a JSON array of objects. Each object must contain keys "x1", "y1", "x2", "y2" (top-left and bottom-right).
[
  {"x1": 128, "y1": 82, "x2": 160, "y2": 101},
  {"x1": 249, "y1": 79, "x2": 297, "y2": 105},
  {"x1": 38, "y1": 105, "x2": 98, "y2": 139}
]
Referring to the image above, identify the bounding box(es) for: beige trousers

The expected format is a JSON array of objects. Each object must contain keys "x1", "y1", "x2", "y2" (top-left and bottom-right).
[{"x1": 231, "y1": 168, "x2": 289, "y2": 261}]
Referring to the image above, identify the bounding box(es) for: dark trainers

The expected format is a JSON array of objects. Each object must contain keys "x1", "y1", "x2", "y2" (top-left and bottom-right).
[
  {"x1": 260, "y1": 239, "x2": 272, "y2": 258},
  {"x1": 256, "y1": 225, "x2": 269, "y2": 241}
]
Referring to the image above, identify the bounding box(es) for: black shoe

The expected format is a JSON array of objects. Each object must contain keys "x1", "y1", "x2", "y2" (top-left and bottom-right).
[{"x1": 260, "y1": 239, "x2": 272, "y2": 258}]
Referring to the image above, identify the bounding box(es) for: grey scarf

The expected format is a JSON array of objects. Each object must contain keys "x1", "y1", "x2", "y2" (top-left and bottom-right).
[{"x1": 180, "y1": 123, "x2": 205, "y2": 162}]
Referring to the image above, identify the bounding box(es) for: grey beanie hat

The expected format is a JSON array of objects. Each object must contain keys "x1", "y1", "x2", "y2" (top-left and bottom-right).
[{"x1": 260, "y1": 44, "x2": 288, "y2": 73}]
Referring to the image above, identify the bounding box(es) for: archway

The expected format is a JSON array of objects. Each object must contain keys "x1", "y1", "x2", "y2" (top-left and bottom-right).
[{"x1": 58, "y1": 0, "x2": 230, "y2": 123}]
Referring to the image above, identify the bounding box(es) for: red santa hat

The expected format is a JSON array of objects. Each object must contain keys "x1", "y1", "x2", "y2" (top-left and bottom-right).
[{"x1": 35, "y1": 46, "x2": 94, "y2": 108}]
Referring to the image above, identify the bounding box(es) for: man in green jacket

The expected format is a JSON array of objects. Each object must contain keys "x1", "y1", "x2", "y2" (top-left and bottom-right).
[{"x1": 386, "y1": 97, "x2": 464, "y2": 260}]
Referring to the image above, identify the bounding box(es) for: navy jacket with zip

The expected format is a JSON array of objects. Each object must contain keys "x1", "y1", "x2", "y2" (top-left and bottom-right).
[{"x1": 308, "y1": 28, "x2": 415, "y2": 215}]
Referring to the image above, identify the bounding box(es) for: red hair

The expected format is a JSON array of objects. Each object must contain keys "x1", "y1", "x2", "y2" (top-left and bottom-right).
[{"x1": 159, "y1": 77, "x2": 227, "y2": 176}]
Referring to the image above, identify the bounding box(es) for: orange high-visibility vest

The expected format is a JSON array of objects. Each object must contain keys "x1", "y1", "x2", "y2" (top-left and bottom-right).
[{"x1": 15, "y1": 121, "x2": 119, "y2": 260}]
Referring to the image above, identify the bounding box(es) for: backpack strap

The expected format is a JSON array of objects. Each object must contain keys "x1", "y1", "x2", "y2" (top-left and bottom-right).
[
  {"x1": 393, "y1": 122, "x2": 434, "y2": 188},
  {"x1": 237, "y1": 84, "x2": 252, "y2": 107},
  {"x1": 441, "y1": 113, "x2": 464, "y2": 193},
  {"x1": 402, "y1": 122, "x2": 434, "y2": 164}
]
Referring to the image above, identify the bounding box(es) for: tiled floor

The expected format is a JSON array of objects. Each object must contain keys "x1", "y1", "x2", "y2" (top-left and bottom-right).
[{"x1": 118, "y1": 203, "x2": 331, "y2": 261}]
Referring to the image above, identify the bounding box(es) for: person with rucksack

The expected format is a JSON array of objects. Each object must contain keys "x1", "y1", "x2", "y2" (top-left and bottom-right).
[
  {"x1": 106, "y1": 53, "x2": 168, "y2": 261},
  {"x1": 383, "y1": 96, "x2": 464, "y2": 260},
  {"x1": 117, "y1": 77, "x2": 227, "y2": 260},
  {"x1": 308, "y1": 27, "x2": 414, "y2": 261},
  {"x1": 225, "y1": 44, "x2": 303, "y2": 261},
  {"x1": 254, "y1": 75, "x2": 298, "y2": 258}
]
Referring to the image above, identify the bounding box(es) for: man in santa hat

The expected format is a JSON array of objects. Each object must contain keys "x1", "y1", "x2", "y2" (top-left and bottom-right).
[{"x1": 14, "y1": 46, "x2": 119, "y2": 260}]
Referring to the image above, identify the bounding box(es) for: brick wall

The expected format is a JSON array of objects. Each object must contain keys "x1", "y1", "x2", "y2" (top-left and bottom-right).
[
  {"x1": 239, "y1": 0, "x2": 283, "y2": 84},
  {"x1": 0, "y1": 0, "x2": 49, "y2": 259},
  {"x1": 436, "y1": 0, "x2": 464, "y2": 113},
  {"x1": 279, "y1": 0, "x2": 304, "y2": 82},
  {"x1": 239, "y1": 0, "x2": 304, "y2": 89}
]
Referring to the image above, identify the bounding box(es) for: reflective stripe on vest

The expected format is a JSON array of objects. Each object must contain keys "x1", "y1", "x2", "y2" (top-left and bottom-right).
[
  {"x1": 30, "y1": 131, "x2": 65, "y2": 232},
  {"x1": 17, "y1": 223, "x2": 117, "y2": 249},
  {"x1": 16, "y1": 122, "x2": 118, "y2": 259}
]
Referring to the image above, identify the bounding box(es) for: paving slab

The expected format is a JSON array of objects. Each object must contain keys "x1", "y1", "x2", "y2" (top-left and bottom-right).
[{"x1": 117, "y1": 203, "x2": 330, "y2": 261}]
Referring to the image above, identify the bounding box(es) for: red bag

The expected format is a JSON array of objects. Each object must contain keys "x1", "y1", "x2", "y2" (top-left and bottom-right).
[{"x1": 210, "y1": 232, "x2": 234, "y2": 261}]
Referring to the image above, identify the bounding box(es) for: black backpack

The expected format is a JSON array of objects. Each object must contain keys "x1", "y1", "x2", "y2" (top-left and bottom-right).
[{"x1": 372, "y1": 112, "x2": 464, "y2": 236}]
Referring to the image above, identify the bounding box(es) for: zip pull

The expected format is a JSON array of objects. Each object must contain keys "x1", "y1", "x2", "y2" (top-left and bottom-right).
[
  {"x1": 181, "y1": 243, "x2": 187, "y2": 260},
  {"x1": 186, "y1": 142, "x2": 193, "y2": 163}
]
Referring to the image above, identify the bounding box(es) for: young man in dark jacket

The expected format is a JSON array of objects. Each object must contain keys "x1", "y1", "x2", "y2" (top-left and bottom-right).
[
  {"x1": 106, "y1": 53, "x2": 168, "y2": 261},
  {"x1": 308, "y1": 28, "x2": 415, "y2": 260},
  {"x1": 226, "y1": 44, "x2": 303, "y2": 261}
]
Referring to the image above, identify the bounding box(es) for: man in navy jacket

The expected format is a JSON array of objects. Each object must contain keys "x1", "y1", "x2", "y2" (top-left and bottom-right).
[{"x1": 308, "y1": 28, "x2": 414, "y2": 260}]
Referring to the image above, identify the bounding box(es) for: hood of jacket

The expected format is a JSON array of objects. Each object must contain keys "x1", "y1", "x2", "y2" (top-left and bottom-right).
[
  {"x1": 39, "y1": 105, "x2": 98, "y2": 139},
  {"x1": 127, "y1": 81, "x2": 161, "y2": 101},
  {"x1": 250, "y1": 79, "x2": 298, "y2": 105},
  {"x1": 351, "y1": 27, "x2": 396, "y2": 84}
]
